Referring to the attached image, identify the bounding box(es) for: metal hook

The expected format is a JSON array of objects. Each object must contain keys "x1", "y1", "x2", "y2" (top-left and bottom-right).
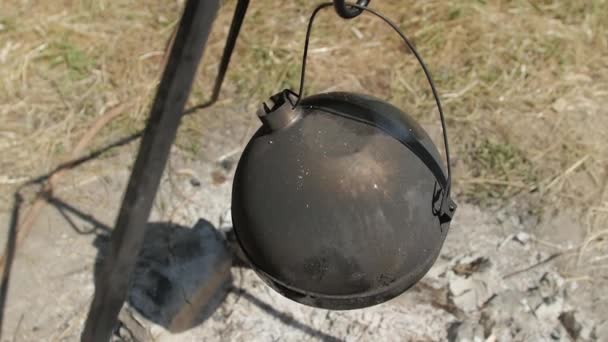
[{"x1": 333, "y1": 0, "x2": 370, "y2": 19}]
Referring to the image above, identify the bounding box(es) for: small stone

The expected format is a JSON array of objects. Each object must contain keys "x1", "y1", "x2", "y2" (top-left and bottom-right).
[
  {"x1": 219, "y1": 158, "x2": 235, "y2": 171},
  {"x1": 447, "y1": 321, "x2": 485, "y2": 342},
  {"x1": 449, "y1": 274, "x2": 474, "y2": 297},
  {"x1": 448, "y1": 273, "x2": 498, "y2": 312},
  {"x1": 218, "y1": 209, "x2": 232, "y2": 230},
  {"x1": 211, "y1": 170, "x2": 227, "y2": 185},
  {"x1": 157, "y1": 15, "x2": 169, "y2": 24},
  {"x1": 514, "y1": 232, "x2": 531, "y2": 244},
  {"x1": 189, "y1": 177, "x2": 201, "y2": 187},
  {"x1": 550, "y1": 327, "x2": 561, "y2": 340},
  {"x1": 552, "y1": 98, "x2": 568, "y2": 113},
  {"x1": 453, "y1": 256, "x2": 491, "y2": 277},
  {"x1": 538, "y1": 272, "x2": 563, "y2": 298},
  {"x1": 535, "y1": 296, "x2": 563, "y2": 321},
  {"x1": 447, "y1": 255, "x2": 501, "y2": 313}
]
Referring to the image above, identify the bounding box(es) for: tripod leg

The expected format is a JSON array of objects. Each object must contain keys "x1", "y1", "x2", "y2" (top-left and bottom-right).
[
  {"x1": 185, "y1": 0, "x2": 250, "y2": 113},
  {"x1": 212, "y1": 0, "x2": 250, "y2": 102},
  {"x1": 81, "y1": 1, "x2": 220, "y2": 340}
]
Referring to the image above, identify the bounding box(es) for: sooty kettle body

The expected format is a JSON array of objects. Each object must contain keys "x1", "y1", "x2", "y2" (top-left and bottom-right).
[{"x1": 231, "y1": 90, "x2": 455, "y2": 309}]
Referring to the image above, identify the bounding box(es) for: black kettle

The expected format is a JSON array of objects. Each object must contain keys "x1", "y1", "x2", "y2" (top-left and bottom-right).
[{"x1": 231, "y1": 3, "x2": 456, "y2": 309}]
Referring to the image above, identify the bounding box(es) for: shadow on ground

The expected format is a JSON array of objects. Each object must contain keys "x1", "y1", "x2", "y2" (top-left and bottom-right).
[
  {"x1": 42, "y1": 196, "x2": 341, "y2": 340},
  {"x1": 0, "y1": 96, "x2": 220, "y2": 337},
  {"x1": 93, "y1": 220, "x2": 232, "y2": 333},
  {"x1": 0, "y1": 102, "x2": 341, "y2": 339}
]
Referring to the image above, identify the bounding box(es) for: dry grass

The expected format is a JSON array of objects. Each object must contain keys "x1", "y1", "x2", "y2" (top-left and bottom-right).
[{"x1": 1, "y1": 1, "x2": 607, "y2": 263}]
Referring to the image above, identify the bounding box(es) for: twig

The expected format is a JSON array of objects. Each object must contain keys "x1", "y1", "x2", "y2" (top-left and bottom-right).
[
  {"x1": 12, "y1": 313, "x2": 24, "y2": 342},
  {"x1": 577, "y1": 229, "x2": 608, "y2": 266},
  {"x1": 459, "y1": 178, "x2": 530, "y2": 188},
  {"x1": 502, "y1": 251, "x2": 572, "y2": 279},
  {"x1": 543, "y1": 155, "x2": 590, "y2": 192},
  {"x1": 531, "y1": 237, "x2": 570, "y2": 250},
  {"x1": 0, "y1": 176, "x2": 28, "y2": 185},
  {"x1": 562, "y1": 275, "x2": 592, "y2": 283},
  {"x1": 443, "y1": 80, "x2": 479, "y2": 100}
]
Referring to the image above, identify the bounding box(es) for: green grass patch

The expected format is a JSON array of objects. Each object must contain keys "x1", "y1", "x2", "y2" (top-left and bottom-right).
[
  {"x1": 463, "y1": 139, "x2": 538, "y2": 202},
  {"x1": 46, "y1": 39, "x2": 96, "y2": 80}
]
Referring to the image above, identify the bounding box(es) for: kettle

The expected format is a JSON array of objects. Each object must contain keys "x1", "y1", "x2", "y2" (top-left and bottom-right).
[{"x1": 231, "y1": 2, "x2": 456, "y2": 309}]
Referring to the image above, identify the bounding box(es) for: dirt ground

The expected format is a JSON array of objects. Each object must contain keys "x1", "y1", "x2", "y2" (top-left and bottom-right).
[
  {"x1": 1, "y1": 0, "x2": 608, "y2": 341},
  {"x1": 0, "y1": 103, "x2": 606, "y2": 341}
]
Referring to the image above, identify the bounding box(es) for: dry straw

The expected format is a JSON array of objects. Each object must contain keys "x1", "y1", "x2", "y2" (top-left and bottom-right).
[{"x1": 1, "y1": 0, "x2": 607, "y2": 271}]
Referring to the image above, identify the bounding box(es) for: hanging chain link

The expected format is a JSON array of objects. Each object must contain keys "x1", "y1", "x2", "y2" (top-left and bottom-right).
[{"x1": 333, "y1": 0, "x2": 370, "y2": 18}]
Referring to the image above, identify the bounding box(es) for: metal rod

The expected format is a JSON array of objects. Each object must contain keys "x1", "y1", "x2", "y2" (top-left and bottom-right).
[
  {"x1": 185, "y1": 0, "x2": 250, "y2": 114},
  {"x1": 81, "y1": 1, "x2": 220, "y2": 340},
  {"x1": 212, "y1": 0, "x2": 249, "y2": 102}
]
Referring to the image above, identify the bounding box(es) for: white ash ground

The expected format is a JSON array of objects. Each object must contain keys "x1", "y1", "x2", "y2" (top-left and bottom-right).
[
  {"x1": 1, "y1": 121, "x2": 607, "y2": 341},
  {"x1": 121, "y1": 152, "x2": 607, "y2": 341}
]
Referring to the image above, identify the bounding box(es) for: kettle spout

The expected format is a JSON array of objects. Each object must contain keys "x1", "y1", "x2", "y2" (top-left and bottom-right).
[{"x1": 257, "y1": 89, "x2": 302, "y2": 131}]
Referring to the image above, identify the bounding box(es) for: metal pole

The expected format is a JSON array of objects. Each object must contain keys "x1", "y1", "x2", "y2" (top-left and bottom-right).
[
  {"x1": 81, "y1": 1, "x2": 220, "y2": 340},
  {"x1": 184, "y1": 0, "x2": 251, "y2": 114},
  {"x1": 212, "y1": 0, "x2": 250, "y2": 103}
]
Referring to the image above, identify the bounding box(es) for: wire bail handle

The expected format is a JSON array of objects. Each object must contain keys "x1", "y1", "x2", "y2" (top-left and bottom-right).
[{"x1": 295, "y1": 2, "x2": 456, "y2": 222}]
